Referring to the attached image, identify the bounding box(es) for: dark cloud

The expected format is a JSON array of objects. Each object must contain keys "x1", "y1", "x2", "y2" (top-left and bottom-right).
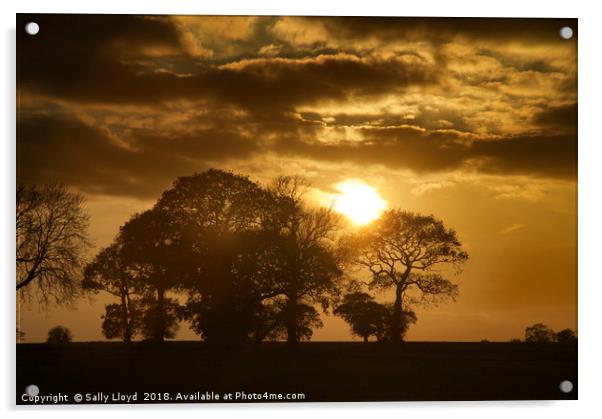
[
  {"x1": 16, "y1": 14, "x2": 577, "y2": 198},
  {"x1": 274, "y1": 127, "x2": 577, "y2": 179},
  {"x1": 17, "y1": 14, "x2": 183, "y2": 93},
  {"x1": 17, "y1": 112, "x2": 260, "y2": 198},
  {"x1": 18, "y1": 106, "x2": 575, "y2": 201},
  {"x1": 17, "y1": 14, "x2": 441, "y2": 110},
  {"x1": 532, "y1": 104, "x2": 578, "y2": 130},
  {"x1": 471, "y1": 134, "x2": 577, "y2": 179},
  {"x1": 312, "y1": 17, "x2": 578, "y2": 45}
]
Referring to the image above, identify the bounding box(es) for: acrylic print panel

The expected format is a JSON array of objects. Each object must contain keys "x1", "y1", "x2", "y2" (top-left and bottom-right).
[{"x1": 16, "y1": 14, "x2": 577, "y2": 404}]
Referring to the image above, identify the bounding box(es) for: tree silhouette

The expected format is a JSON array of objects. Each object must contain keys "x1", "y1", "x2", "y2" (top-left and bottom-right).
[
  {"x1": 376, "y1": 304, "x2": 418, "y2": 341},
  {"x1": 334, "y1": 292, "x2": 389, "y2": 342},
  {"x1": 46, "y1": 325, "x2": 72, "y2": 343},
  {"x1": 118, "y1": 208, "x2": 185, "y2": 342},
  {"x1": 84, "y1": 209, "x2": 186, "y2": 342},
  {"x1": 100, "y1": 303, "x2": 140, "y2": 341},
  {"x1": 556, "y1": 328, "x2": 577, "y2": 343},
  {"x1": 83, "y1": 240, "x2": 139, "y2": 343},
  {"x1": 267, "y1": 176, "x2": 343, "y2": 345},
  {"x1": 137, "y1": 294, "x2": 180, "y2": 341},
  {"x1": 251, "y1": 299, "x2": 324, "y2": 342},
  {"x1": 349, "y1": 210, "x2": 467, "y2": 343},
  {"x1": 154, "y1": 169, "x2": 279, "y2": 345},
  {"x1": 17, "y1": 184, "x2": 90, "y2": 306},
  {"x1": 525, "y1": 323, "x2": 556, "y2": 343}
]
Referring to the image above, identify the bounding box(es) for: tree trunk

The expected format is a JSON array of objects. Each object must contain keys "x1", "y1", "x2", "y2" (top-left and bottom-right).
[
  {"x1": 120, "y1": 291, "x2": 131, "y2": 344},
  {"x1": 390, "y1": 282, "x2": 403, "y2": 343},
  {"x1": 156, "y1": 287, "x2": 165, "y2": 343},
  {"x1": 125, "y1": 290, "x2": 135, "y2": 343},
  {"x1": 286, "y1": 228, "x2": 300, "y2": 346},
  {"x1": 363, "y1": 335, "x2": 368, "y2": 343},
  {"x1": 286, "y1": 291, "x2": 298, "y2": 345}
]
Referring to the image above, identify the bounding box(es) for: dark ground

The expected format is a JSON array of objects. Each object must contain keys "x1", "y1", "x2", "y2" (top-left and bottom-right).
[{"x1": 16, "y1": 341, "x2": 577, "y2": 404}]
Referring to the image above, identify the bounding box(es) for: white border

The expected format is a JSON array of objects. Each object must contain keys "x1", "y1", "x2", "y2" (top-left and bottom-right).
[{"x1": 3, "y1": 1, "x2": 601, "y2": 418}]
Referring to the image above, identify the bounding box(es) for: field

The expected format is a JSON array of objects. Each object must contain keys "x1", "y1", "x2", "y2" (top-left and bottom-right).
[{"x1": 16, "y1": 341, "x2": 577, "y2": 404}]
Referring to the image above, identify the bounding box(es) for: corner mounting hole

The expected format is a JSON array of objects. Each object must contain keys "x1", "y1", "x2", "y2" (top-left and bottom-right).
[
  {"x1": 559, "y1": 380, "x2": 573, "y2": 393},
  {"x1": 559, "y1": 26, "x2": 573, "y2": 40},
  {"x1": 25, "y1": 22, "x2": 39, "y2": 36},
  {"x1": 25, "y1": 384, "x2": 39, "y2": 396}
]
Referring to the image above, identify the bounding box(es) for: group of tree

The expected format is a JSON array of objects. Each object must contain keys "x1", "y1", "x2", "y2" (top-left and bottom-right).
[
  {"x1": 82, "y1": 171, "x2": 345, "y2": 345},
  {"x1": 522, "y1": 323, "x2": 577, "y2": 343},
  {"x1": 17, "y1": 170, "x2": 469, "y2": 346}
]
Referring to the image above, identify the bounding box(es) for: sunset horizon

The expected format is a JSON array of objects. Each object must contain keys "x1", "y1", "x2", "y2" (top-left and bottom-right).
[{"x1": 17, "y1": 15, "x2": 577, "y2": 345}]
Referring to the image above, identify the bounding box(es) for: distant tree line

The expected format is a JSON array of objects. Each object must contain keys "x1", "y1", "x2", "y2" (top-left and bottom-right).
[{"x1": 520, "y1": 323, "x2": 577, "y2": 344}]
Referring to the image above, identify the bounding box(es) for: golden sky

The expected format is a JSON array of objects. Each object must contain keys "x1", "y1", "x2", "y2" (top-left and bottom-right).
[{"x1": 17, "y1": 15, "x2": 577, "y2": 342}]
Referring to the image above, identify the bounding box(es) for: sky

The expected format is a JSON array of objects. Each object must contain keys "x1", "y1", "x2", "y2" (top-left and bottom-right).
[{"x1": 16, "y1": 14, "x2": 577, "y2": 342}]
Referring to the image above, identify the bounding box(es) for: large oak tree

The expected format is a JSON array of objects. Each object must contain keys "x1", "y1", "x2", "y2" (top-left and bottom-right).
[{"x1": 352, "y1": 210, "x2": 468, "y2": 342}]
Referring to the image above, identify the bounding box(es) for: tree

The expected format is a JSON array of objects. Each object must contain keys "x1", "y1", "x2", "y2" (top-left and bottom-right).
[
  {"x1": 350, "y1": 210, "x2": 467, "y2": 342},
  {"x1": 100, "y1": 303, "x2": 140, "y2": 341},
  {"x1": 117, "y1": 208, "x2": 185, "y2": 342},
  {"x1": 374, "y1": 303, "x2": 417, "y2": 342},
  {"x1": 83, "y1": 240, "x2": 139, "y2": 343},
  {"x1": 46, "y1": 325, "x2": 72, "y2": 343},
  {"x1": 334, "y1": 292, "x2": 389, "y2": 342},
  {"x1": 137, "y1": 295, "x2": 180, "y2": 341},
  {"x1": 268, "y1": 176, "x2": 344, "y2": 345},
  {"x1": 16, "y1": 184, "x2": 90, "y2": 306},
  {"x1": 251, "y1": 300, "x2": 324, "y2": 342},
  {"x1": 154, "y1": 169, "x2": 279, "y2": 345},
  {"x1": 525, "y1": 323, "x2": 556, "y2": 343},
  {"x1": 555, "y1": 328, "x2": 577, "y2": 343}
]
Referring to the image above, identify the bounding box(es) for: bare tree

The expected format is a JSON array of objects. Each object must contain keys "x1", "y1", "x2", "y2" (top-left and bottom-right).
[
  {"x1": 350, "y1": 210, "x2": 468, "y2": 342},
  {"x1": 16, "y1": 184, "x2": 90, "y2": 306}
]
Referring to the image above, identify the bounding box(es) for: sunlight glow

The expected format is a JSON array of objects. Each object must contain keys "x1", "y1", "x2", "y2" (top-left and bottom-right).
[{"x1": 331, "y1": 180, "x2": 388, "y2": 225}]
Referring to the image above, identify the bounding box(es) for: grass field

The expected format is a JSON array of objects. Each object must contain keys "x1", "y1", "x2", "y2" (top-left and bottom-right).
[{"x1": 16, "y1": 341, "x2": 577, "y2": 403}]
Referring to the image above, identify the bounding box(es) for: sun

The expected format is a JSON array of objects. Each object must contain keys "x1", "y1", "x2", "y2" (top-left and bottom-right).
[{"x1": 331, "y1": 180, "x2": 388, "y2": 225}]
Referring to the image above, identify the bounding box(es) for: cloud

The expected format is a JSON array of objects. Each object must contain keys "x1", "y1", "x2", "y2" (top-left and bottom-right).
[
  {"x1": 499, "y1": 223, "x2": 526, "y2": 235},
  {"x1": 273, "y1": 17, "x2": 577, "y2": 47},
  {"x1": 411, "y1": 181, "x2": 456, "y2": 196},
  {"x1": 532, "y1": 104, "x2": 578, "y2": 130},
  {"x1": 273, "y1": 126, "x2": 577, "y2": 180},
  {"x1": 17, "y1": 112, "x2": 260, "y2": 198},
  {"x1": 16, "y1": 14, "x2": 577, "y2": 198}
]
